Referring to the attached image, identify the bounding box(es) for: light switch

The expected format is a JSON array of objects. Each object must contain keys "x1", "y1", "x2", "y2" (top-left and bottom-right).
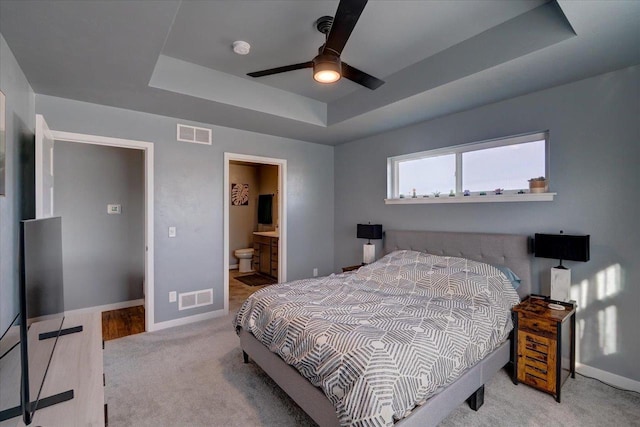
[
  {"x1": 168, "y1": 226, "x2": 177, "y2": 238},
  {"x1": 107, "y1": 204, "x2": 121, "y2": 214}
]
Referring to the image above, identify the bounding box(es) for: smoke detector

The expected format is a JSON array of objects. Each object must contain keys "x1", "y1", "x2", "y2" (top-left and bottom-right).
[{"x1": 232, "y1": 41, "x2": 250, "y2": 55}]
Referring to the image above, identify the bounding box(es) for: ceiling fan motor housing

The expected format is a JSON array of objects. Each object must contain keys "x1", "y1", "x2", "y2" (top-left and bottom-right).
[
  {"x1": 316, "y1": 16, "x2": 334, "y2": 35},
  {"x1": 247, "y1": 1, "x2": 384, "y2": 90},
  {"x1": 313, "y1": 53, "x2": 342, "y2": 83}
]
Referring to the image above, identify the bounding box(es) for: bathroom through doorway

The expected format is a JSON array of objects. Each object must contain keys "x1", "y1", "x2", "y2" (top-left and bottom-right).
[{"x1": 223, "y1": 153, "x2": 287, "y2": 314}]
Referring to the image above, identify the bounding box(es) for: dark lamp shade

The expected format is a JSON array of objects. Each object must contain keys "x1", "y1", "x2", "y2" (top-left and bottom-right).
[
  {"x1": 534, "y1": 233, "x2": 590, "y2": 262},
  {"x1": 357, "y1": 224, "x2": 383, "y2": 240}
]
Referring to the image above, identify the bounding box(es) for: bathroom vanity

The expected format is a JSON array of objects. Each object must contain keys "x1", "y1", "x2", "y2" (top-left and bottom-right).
[{"x1": 252, "y1": 232, "x2": 278, "y2": 279}]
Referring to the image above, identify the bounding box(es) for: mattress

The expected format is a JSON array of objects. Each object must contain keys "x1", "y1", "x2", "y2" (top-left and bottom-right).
[{"x1": 234, "y1": 250, "x2": 520, "y2": 426}]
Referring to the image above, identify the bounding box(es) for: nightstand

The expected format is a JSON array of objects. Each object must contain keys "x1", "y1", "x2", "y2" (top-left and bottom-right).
[
  {"x1": 342, "y1": 264, "x2": 364, "y2": 273},
  {"x1": 512, "y1": 296, "x2": 576, "y2": 402}
]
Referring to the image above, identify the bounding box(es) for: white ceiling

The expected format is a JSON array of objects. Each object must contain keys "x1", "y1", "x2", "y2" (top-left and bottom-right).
[{"x1": 0, "y1": 0, "x2": 638, "y2": 145}]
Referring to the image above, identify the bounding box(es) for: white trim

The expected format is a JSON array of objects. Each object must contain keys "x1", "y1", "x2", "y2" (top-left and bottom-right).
[
  {"x1": 229, "y1": 264, "x2": 239, "y2": 270},
  {"x1": 64, "y1": 299, "x2": 145, "y2": 317},
  {"x1": 35, "y1": 116, "x2": 43, "y2": 217},
  {"x1": 576, "y1": 363, "x2": 640, "y2": 393},
  {"x1": 49, "y1": 129, "x2": 156, "y2": 333},
  {"x1": 35, "y1": 115, "x2": 55, "y2": 218},
  {"x1": 151, "y1": 309, "x2": 227, "y2": 331},
  {"x1": 384, "y1": 192, "x2": 556, "y2": 204},
  {"x1": 224, "y1": 153, "x2": 287, "y2": 315}
]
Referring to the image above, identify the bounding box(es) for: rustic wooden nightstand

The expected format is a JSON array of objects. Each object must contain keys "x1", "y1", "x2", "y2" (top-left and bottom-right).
[
  {"x1": 342, "y1": 264, "x2": 364, "y2": 273},
  {"x1": 512, "y1": 295, "x2": 576, "y2": 402}
]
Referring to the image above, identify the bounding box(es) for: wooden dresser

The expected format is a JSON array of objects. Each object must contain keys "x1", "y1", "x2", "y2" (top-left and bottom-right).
[{"x1": 512, "y1": 296, "x2": 576, "y2": 402}]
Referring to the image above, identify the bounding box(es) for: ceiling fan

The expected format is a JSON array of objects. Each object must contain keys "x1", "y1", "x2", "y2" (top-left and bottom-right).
[{"x1": 247, "y1": 0, "x2": 384, "y2": 90}]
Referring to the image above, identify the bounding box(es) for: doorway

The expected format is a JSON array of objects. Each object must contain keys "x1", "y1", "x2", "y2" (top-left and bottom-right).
[
  {"x1": 36, "y1": 116, "x2": 155, "y2": 331},
  {"x1": 223, "y1": 153, "x2": 287, "y2": 314}
]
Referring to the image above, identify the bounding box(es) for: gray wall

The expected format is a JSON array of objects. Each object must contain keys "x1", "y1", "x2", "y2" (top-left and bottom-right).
[
  {"x1": 334, "y1": 65, "x2": 640, "y2": 381},
  {"x1": 35, "y1": 94, "x2": 335, "y2": 324},
  {"x1": 0, "y1": 34, "x2": 35, "y2": 333},
  {"x1": 229, "y1": 162, "x2": 259, "y2": 264},
  {"x1": 53, "y1": 141, "x2": 144, "y2": 310}
]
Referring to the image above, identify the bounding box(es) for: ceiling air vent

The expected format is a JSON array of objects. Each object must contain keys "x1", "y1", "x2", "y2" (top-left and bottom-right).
[{"x1": 177, "y1": 123, "x2": 212, "y2": 145}]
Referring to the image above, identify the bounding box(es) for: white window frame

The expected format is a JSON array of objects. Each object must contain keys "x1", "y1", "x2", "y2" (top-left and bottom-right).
[{"x1": 387, "y1": 131, "x2": 550, "y2": 199}]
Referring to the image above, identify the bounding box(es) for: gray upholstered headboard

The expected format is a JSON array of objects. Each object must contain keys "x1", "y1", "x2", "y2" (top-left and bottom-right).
[{"x1": 384, "y1": 230, "x2": 532, "y2": 298}]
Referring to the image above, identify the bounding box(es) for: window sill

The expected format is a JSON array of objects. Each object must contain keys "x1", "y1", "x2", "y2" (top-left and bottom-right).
[{"x1": 384, "y1": 192, "x2": 556, "y2": 205}]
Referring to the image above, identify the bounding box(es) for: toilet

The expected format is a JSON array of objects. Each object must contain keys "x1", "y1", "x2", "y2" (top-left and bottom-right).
[{"x1": 235, "y1": 248, "x2": 254, "y2": 273}]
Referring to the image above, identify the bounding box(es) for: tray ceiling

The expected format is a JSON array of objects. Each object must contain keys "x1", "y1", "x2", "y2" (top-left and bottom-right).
[{"x1": 1, "y1": 0, "x2": 638, "y2": 145}]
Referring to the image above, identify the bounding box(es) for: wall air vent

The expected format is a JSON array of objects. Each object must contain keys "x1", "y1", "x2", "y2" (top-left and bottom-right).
[
  {"x1": 178, "y1": 288, "x2": 213, "y2": 311},
  {"x1": 177, "y1": 124, "x2": 212, "y2": 145}
]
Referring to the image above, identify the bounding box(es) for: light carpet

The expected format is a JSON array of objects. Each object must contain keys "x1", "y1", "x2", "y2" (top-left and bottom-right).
[{"x1": 104, "y1": 313, "x2": 640, "y2": 427}]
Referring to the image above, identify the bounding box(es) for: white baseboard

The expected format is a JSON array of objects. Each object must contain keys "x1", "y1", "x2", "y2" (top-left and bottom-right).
[
  {"x1": 576, "y1": 362, "x2": 640, "y2": 392},
  {"x1": 149, "y1": 308, "x2": 227, "y2": 332},
  {"x1": 64, "y1": 299, "x2": 144, "y2": 317},
  {"x1": 229, "y1": 264, "x2": 239, "y2": 270}
]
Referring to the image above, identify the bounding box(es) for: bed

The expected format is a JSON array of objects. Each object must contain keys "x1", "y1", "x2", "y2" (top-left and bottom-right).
[{"x1": 234, "y1": 230, "x2": 532, "y2": 426}]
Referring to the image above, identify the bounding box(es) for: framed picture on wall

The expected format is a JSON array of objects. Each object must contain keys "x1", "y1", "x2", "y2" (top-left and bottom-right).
[
  {"x1": 0, "y1": 90, "x2": 5, "y2": 196},
  {"x1": 231, "y1": 183, "x2": 249, "y2": 206}
]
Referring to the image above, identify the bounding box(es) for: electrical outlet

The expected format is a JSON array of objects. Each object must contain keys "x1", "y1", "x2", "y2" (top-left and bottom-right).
[
  {"x1": 169, "y1": 291, "x2": 177, "y2": 303},
  {"x1": 313, "y1": 268, "x2": 318, "y2": 277},
  {"x1": 168, "y1": 226, "x2": 176, "y2": 238}
]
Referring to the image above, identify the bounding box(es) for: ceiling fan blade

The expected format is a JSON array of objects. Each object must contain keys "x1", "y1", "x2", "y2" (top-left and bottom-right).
[
  {"x1": 247, "y1": 61, "x2": 313, "y2": 78},
  {"x1": 342, "y1": 62, "x2": 384, "y2": 90},
  {"x1": 323, "y1": 0, "x2": 368, "y2": 56}
]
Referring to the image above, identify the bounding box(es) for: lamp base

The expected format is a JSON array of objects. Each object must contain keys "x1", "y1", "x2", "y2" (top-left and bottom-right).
[
  {"x1": 550, "y1": 267, "x2": 571, "y2": 302},
  {"x1": 363, "y1": 243, "x2": 375, "y2": 264}
]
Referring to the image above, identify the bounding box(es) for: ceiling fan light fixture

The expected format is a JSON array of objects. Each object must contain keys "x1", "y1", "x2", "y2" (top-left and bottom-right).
[{"x1": 313, "y1": 54, "x2": 341, "y2": 84}]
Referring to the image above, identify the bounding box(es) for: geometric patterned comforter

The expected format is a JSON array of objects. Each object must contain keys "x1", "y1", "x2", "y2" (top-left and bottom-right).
[{"x1": 233, "y1": 250, "x2": 520, "y2": 426}]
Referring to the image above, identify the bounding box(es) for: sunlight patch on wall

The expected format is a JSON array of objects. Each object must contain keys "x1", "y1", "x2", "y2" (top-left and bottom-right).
[
  {"x1": 571, "y1": 263, "x2": 621, "y2": 361},
  {"x1": 572, "y1": 279, "x2": 589, "y2": 310},
  {"x1": 596, "y1": 264, "x2": 620, "y2": 300},
  {"x1": 598, "y1": 305, "x2": 617, "y2": 355}
]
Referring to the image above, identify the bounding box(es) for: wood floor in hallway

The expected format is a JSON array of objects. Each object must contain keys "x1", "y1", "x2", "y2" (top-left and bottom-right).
[
  {"x1": 102, "y1": 305, "x2": 145, "y2": 341},
  {"x1": 100, "y1": 270, "x2": 270, "y2": 341}
]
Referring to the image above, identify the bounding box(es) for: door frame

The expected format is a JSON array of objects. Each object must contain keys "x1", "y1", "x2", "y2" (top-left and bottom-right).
[
  {"x1": 46, "y1": 128, "x2": 156, "y2": 331},
  {"x1": 35, "y1": 115, "x2": 55, "y2": 218},
  {"x1": 223, "y1": 152, "x2": 287, "y2": 313}
]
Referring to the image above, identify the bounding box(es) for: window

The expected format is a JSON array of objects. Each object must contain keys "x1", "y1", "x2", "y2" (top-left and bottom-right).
[{"x1": 388, "y1": 132, "x2": 548, "y2": 199}]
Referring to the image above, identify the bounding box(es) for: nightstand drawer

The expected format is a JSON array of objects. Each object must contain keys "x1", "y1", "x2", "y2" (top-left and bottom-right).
[
  {"x1": 517, "y1": 330, "x2": 557, "y2": 394},
  {"x1": 524, "y1": 332, "x2": 550, "y2": 354},
  {"x1": 512, "y1": 296, "x2": 576, "y2": 402},
  {"x1": 519, "y1": 315, "x2": 557, "y2": 337},
  {"x1": 524, "y1": 355, "x2": 548, "y2": 371},
  {"x1": 524, "y1": 373, "x2": 551, "y2": 390}
]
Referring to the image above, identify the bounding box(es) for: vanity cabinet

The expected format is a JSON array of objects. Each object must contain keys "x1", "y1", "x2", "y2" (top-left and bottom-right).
[{"x1": 252, "y1": 235, "x2": 278, "y2": 278}]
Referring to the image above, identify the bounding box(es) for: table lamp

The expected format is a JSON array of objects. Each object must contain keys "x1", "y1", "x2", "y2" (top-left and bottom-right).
[
  {"x1": 357, "y1": 224, "x2": 383, "y2": 264},
  {"x1": 534, "y1": 231, "x2": 590, "y2": 301}
]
